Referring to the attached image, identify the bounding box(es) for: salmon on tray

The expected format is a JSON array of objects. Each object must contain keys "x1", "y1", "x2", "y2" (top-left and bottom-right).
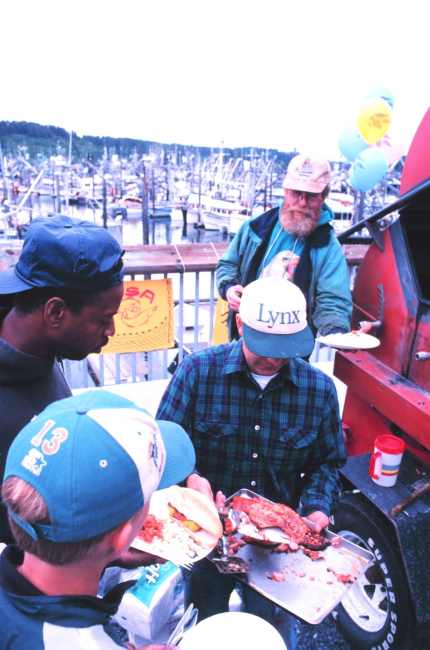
[
  {"x1": 218, "y1": 490, "x2": 375, "y2": 624},
  {"x1": 132, "y1": 486, "x2": 223, "y2": 566},
  {"x1": 231, "y1": 495, "x2": 330, "y2": 550}
]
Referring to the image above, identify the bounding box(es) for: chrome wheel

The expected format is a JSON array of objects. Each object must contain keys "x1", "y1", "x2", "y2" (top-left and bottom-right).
[{"x1": 336, "y1": 529, "x2": 387, "y2": 633}]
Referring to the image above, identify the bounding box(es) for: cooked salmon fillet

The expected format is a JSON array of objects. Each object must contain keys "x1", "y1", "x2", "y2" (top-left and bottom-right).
[{"x1": 247, "y1": 501, "x2": 311, "y2": 543}]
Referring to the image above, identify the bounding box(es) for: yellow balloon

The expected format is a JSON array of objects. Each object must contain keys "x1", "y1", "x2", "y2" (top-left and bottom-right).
[{"x1": 357, "y1": 97, "x2": 392, "y2": 144}]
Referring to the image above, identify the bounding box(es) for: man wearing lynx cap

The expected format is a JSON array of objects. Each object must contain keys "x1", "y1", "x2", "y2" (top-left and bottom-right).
[
  {"x1": 216, "y1": 154, "x2": 352, "y2": 342},
  {"x1": 0, "y1": 215, "x2": 125, "y2": 543},
  {"x1": 1, "y1": 390, "x2": 195, "y2": 649},
  {"x1": 157, "y1": 277, "x2": 346, "y2": 650}
]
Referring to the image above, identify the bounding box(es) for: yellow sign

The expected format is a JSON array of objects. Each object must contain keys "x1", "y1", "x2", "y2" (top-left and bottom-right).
[
  {"x1": 101, "y1": 279, "x2": 175, "y2": 354},
  {"x1": 211, "y1": 297, "x2": 230, "y2": 346}
]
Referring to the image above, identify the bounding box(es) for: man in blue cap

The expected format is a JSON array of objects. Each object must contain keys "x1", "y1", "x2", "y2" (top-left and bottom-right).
[
  {"x1": 0, "y1": 215, "x2": 125, "y2": 543},
  {"x1": 157, "y1": 276, "x2": 347, "y2": 650},
  {"x1": 0, "y1": 390, "x2": 196, "y2": 649}
]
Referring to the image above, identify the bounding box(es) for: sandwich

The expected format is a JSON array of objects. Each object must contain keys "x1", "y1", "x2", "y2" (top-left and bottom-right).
[{"x1": 166, "y1": 485, "x2": 223, "y2": 549}]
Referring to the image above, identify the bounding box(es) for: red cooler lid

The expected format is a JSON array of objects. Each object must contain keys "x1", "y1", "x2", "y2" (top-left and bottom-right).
[{"x1": 375, "y1": 435, "x2": 405, "y2": 454}]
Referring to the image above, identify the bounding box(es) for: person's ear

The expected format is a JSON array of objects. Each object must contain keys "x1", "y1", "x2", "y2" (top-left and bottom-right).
[
  {"x1": 236, "y1": 313, "x2": 243, "y2": 336},
  {"x1": 44, "y1": 298, "x2": 69, "y2": 328},
  {"x1": 107, "y1": 520, "x2": 135, "y2": 557}
]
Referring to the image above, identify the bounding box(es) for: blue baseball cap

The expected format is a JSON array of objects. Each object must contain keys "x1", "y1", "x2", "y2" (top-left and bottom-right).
[
  {"x1": 4, "y1": 390, "x2": 196, "y2": 543},
  {"x1": 0, "y1": 215, "x2": 125, "y2": 294}
]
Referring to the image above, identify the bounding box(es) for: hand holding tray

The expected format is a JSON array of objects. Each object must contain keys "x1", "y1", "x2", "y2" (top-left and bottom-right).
[{"x1": 215, "y1": 489, "x2": 374, "y2": 624}]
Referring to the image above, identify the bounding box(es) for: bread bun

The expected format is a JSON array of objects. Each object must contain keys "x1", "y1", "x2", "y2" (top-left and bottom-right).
[
  {"x1": 185, "y1": 526, "x2": 221, "y2": 549},
  {"x1": 166, "y1": 485, "x2": 223, "y2": 548}
]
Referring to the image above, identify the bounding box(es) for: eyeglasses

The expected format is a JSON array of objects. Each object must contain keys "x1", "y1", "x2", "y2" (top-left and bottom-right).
[{"x1": 287, "y1": 189, "x2": 324, "y2": 207}]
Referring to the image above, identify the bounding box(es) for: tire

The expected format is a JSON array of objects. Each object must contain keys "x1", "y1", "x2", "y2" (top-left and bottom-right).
[{"x1": 330, "y1": 492, "x2": 415, "y2": 650}]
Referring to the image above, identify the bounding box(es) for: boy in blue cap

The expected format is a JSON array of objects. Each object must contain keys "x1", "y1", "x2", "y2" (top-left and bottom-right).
[{"x1": 0, "y1": 390, "x2": 196, "y2": 650}]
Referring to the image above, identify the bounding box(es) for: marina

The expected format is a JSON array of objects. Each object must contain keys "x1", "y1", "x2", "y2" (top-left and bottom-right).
[
  {"x1": 0, "y1": 126, "x2": 410, "y2": 650},
  {"x1": 0, "y1": 143, "x2": 374, "y2": 389},
  {"x1": 1, "y1": 142, "x2": 394, "y2": 243}
]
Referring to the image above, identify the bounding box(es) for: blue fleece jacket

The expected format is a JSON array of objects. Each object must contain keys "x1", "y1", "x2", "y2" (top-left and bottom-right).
[{"x1": 216, "y1": 204, "x2": 352, "y2": 339}]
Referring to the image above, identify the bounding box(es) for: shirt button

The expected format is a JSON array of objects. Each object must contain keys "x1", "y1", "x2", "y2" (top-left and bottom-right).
[
  {"x1": 255, "y1": 425, "x2": 260, "y2": 431},
  {"x1": 253, "y1": 453, "x2": 258, "y2": 458},
  {"x1": 251, "y1": 481, "x2": 256, "y2": 487}
]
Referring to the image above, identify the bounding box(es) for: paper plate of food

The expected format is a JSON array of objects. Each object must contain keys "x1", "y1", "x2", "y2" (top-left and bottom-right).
[
  {"x1": 131, "y1": 485, "x2": 223, "y2": 567},
  {"x1": 316, "y1": 330, "x2": 380, "y2": 350}
]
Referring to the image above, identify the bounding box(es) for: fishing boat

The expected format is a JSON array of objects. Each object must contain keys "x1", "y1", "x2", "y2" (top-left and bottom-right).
[
  {"x1": 119, "y1": 195, "x2": 142, "y2": 207},
  {"x1": 181, "y1": 193, "x2": 211, "y2": 222},
  {"x1": 61, "y1": 191, "x2": 88, "y2": 205},
  {"x1": 201, "y1": 197, "x2": 249, "y2": 231}
]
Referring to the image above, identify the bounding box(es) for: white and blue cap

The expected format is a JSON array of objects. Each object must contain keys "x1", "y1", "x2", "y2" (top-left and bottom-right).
[
  {"x1": 239, "y1": 277, "x2": 315, "y2": 359},
  {"x1": 4, "y1": 390, "x2": 196, "y2": 543}
]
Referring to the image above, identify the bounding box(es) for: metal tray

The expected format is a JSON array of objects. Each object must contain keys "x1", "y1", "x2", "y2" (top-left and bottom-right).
[{"x1": 210, "y1": 489, "x2": 375, "y2": 625}]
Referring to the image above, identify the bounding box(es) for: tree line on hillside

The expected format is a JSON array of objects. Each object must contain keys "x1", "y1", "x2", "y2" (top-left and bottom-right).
[{"x1": 0, "y1": 121, "x2": 298, "y2": 167}]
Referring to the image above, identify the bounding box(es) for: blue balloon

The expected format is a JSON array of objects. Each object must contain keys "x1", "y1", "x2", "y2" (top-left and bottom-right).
[
  {"x1": 365, "y1": 87, "x2": 394, "y2": 110},
  {"x1": 339, "y1": 125, "x2": 369, "y2": 162},
  {"x1": 350, "y1": 148, "x2": 389, "y2": 192},
  {"x1": 349, "y1": 166, "x2": 357, "y2": 188}
]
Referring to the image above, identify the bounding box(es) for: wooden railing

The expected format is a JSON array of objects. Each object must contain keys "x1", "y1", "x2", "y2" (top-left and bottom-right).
[{"x1": 64, "y1": 242, "x2": 369, "y2": 388}]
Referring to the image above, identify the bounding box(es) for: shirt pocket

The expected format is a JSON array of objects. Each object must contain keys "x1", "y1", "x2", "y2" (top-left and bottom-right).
[
  {"x1": 279, "y1": 428, "x2": 318, "y2": 449},
  {"x1": 193, "y1": 421, "x2": 239, "y2": 474},
  {"x1": 194, "y1": 420, "x2": 238, "y2": 439},
  {"x1": 269, "y1": 428, "x2": 318, "y2": 470}
]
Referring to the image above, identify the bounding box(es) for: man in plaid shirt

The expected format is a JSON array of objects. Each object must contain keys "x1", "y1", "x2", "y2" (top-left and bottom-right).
[{"x1": 156, "y1": 277, "x2": 346, "y2": 650}]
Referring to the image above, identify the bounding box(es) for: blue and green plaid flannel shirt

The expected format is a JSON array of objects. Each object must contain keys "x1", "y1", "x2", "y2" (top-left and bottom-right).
[{"x1": 156, "y1": 340, "x2": 346, "y2": 516}]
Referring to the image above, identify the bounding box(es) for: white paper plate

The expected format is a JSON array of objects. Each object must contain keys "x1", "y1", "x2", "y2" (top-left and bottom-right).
[
  {"x1": 316, "y1": 331, "x2": 380, "y2": 350},
  {"x1": 131, "y1": 487, "x2": 219, "y2": 565}
]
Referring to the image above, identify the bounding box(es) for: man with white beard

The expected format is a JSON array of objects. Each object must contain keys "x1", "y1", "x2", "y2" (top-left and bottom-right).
[{"x1": 216, "y1": 155, "x2": 352, "y2": 343}]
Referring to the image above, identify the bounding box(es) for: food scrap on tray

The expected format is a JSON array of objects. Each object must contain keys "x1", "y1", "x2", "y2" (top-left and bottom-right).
[
  {"x1": 224, "y1": 518, "x2": 237, "y2": 535},
  {"x1": 268, "y1": 571, "x2": 286, "y2": 582},
  {"x1": 241, "y1": 534, "x2": 280, "y2": 547},
  {"x1": 327, "y1": 567, "x2": 356, "y2": 584},
  {"x1": 303, "y1": 549, "x2": 325, "y2": 561},
  {"x1": 226, "y1": 535, "x2": 246, "y2": 555}
]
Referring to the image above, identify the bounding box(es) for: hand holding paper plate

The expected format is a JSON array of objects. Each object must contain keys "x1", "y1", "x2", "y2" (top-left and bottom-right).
[
  {"x1": 316, "y1": 331, "x2": 380, "y2": 350},
  {"x1": 131, "y1": 486, "x2": 223, "y2": 567}
]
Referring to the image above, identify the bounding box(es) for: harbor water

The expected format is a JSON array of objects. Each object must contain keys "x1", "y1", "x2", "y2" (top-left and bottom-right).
[{"x1": 9, "y1": 194, "x2": 229, "y2": 247}]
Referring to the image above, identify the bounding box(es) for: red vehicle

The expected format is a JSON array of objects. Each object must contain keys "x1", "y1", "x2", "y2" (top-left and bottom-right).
[{"x1": 330, "y1": 108, "x2": 430, "y2": 649}]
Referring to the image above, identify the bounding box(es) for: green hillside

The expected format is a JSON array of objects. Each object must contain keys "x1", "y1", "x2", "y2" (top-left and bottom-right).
[{"x1": 0, "y1": 121, "x2": 297, "y2": 166}]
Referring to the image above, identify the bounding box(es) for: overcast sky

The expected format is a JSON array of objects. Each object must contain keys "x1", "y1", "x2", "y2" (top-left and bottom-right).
[{"x1": 0, "y1": 0, "x2": 428, "y2": 159}]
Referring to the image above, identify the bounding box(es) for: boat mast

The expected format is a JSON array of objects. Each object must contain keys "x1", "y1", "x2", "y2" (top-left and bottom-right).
[{"x1": 0, "y1": 141, "x2": 10, "y2": 204}]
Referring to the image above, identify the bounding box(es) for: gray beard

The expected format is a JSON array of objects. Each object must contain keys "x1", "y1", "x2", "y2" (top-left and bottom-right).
[{"x1": 280, "y1": 204, "x2": 319, "y2": 239}]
